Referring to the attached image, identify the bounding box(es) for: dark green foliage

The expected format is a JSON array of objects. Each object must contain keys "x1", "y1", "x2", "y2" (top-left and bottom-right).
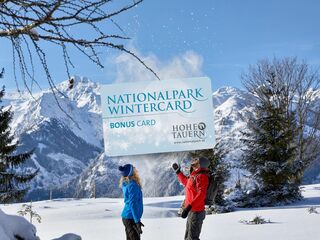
[
  {"x1": 241, "y1": 71, "x2": 302, "y2": 206},
  {"x1": 188, "y1": 144, "x2": 230, "y2": 206},
  {"x1": 237, "y1": 183, "x2": 302, "y2": 207},
  {"x1": 0, "y1": 78, "x2": 38, "y2": 203}
]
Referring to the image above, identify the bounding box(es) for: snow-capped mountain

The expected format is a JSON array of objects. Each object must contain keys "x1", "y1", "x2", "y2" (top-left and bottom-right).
[
  {"x1": 3, "y1": 77, "x2": 103, "y2": 200},
  {"x1": 2, "y1": 77, "x2": 320, "y2": 200}
]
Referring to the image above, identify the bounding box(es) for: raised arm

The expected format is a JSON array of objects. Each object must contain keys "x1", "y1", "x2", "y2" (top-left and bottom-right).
[
  {"x1": 172, "y1": 163, "x2": 188, "y2": 186},
  {"x1": 177, "y1": 172, "x2": 188, "y2": 186}
]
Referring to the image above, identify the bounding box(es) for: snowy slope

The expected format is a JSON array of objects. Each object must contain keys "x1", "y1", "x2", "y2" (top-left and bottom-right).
[
  {"x1": 2, "y1": 77, "x2": 320, "y2": 200},
  {"x1": 1, "y1": 184, "x2": 320, "y2": 240}
]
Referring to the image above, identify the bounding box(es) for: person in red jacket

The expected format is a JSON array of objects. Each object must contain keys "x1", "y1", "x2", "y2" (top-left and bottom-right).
[{"x1": 172, "y1": 157, "x2": 210, "y2": 240}]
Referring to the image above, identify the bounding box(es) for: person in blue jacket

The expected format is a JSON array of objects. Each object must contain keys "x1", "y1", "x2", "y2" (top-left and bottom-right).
[{"x1": 119, "y1": 164, "x2": 144, "y2": 240}]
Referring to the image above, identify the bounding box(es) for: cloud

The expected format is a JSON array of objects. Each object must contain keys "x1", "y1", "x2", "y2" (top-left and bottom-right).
[{"x1": 108, "y1": 48, "x2": 203, "y2": 83}]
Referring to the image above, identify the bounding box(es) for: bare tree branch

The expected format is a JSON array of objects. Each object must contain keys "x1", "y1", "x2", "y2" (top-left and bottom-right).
[{"x1": 0, "y1": 0, "x2": 160, "y2": 125}]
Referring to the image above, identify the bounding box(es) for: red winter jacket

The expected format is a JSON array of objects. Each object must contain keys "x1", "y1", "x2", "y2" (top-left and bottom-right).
[{"x1": 177, "y1": 168, "x2": 209, "y2": 212}]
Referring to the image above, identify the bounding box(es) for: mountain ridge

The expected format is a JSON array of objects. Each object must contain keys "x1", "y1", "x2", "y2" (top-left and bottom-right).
[{"x1": 2, "y1": 76, "x2": 319, "y2": 200}]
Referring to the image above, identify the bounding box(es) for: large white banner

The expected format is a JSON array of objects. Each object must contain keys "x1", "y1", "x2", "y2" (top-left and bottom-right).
[{"x1": 101, "y1": 77, "x2": 215, "y2": 156}]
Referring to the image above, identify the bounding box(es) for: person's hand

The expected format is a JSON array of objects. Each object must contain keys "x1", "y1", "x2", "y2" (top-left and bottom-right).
[
  {"x1": 181, "y1": 205, "x2": 192, "y2": 219},
  {"x1": 134, "y1": 221, "x2": 144, "y2": 234},
  {"x1": 172, "y1": 163, "x2": 181, "y2": 174}
]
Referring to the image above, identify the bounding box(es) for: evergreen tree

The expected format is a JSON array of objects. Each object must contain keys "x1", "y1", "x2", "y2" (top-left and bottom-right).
[
  {"x1": 189, "y1": 144, "x2": 229, "y2": 206},
  {"x1": 0, "y1": 77, "x2": 38, "y2": 203},
  {"x1": 241, "y1": 73, "x2": 301, "y2": 206},
  {"x1": 241, "y1": 57, "x2": 320, "y2": 205}
]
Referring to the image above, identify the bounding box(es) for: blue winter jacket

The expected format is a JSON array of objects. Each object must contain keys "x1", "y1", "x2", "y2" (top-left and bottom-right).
[{"x1": 121, "y1": 179, "x2": 143, "y2": 223}]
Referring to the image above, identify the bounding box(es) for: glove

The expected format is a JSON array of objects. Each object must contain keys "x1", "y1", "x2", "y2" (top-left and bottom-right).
[
  {"x1": 133, "y1": 221, "x2": 144, "y2": 235},
  {"x1": 172, "y1": 163, "x2": 181, "y2": 174},
  {"x1": 181, "y1": 204, "x2": 192, "y2": 219}
]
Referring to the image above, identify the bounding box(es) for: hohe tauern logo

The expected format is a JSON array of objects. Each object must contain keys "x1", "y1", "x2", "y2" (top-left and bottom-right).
[{"x1": 172, "y1": 122, "x2": 207, "y2": 140}]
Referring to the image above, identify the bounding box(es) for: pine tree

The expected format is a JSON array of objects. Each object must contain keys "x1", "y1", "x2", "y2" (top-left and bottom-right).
[
  {"x1": 241, "y1": 73, "x2": 301, "y2": 205},
  {"x1": 0, "y1": 78, "x2": 38, "y2": 203},
  {"x1": 189, "y1": 145, "x2": 229, "y2": 206}
]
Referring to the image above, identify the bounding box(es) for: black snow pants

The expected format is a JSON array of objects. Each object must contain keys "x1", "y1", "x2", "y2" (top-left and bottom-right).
[
  {"x1": 122, "y1": 218, "x2": 141, "y2": 240},
  {"x1": 184, "y1": 210, "x2": 206, "y2": 240}
]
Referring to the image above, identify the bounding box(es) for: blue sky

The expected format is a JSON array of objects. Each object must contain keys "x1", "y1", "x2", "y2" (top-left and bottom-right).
[{"x1": 1, "y1": 0, "x2": 320, "y2": 91}]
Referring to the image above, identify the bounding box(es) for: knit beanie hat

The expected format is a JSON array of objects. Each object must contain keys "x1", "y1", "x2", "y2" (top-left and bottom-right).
[
  {"x1": 199, "y1": 157, "x2": 210, "y2": 168},
  {"x1": 118, "y1": 164, "x2": 134, "y2": 177}
]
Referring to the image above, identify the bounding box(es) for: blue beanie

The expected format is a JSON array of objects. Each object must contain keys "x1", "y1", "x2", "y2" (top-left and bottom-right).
[{"x1": 118, "y1": 164, "x2": 134, "y2": 177}]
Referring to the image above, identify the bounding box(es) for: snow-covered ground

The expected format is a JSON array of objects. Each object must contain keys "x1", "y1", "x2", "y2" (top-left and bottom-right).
[{"x1": 1, "y1": 184, "x2": 320, "y2": 240}]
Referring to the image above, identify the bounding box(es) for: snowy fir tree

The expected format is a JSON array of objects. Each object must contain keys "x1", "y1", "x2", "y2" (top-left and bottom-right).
[
  {"x1": 241, "y1": 72, "x2": 302, "y2": 206},
  {"x1": 189, "y1": 144, "x2": 230, "y2": 206},
  {"x1": 0, "y1": 82, "x2": 38, "y2": 203}
]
